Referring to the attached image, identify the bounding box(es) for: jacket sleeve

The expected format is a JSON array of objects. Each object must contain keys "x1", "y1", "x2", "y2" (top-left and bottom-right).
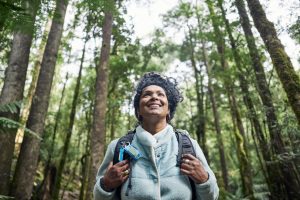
[
  {"x1": 191, "y1": 138, "x2": 219, "y2": 200},
  {"x1": 93, "y1": 139, "x2": 118, "y2": 200}
]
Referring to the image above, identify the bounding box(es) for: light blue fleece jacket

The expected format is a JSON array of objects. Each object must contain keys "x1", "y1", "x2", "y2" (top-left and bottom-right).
[{"x1": 94, "y1": 125, "x2": 219, "y2": 200}]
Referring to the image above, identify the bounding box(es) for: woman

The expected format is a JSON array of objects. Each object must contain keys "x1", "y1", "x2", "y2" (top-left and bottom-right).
[{"x1": 94, "y1": 72, "x2": 219, "y2": 200}]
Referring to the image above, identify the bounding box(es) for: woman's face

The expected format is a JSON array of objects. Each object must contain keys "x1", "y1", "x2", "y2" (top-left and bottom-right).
[{"x1": 138, "y1": 85, "x2": 169, "y2": 122}]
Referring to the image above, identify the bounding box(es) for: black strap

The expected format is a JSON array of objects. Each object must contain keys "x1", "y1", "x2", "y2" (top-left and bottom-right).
[{"x1": 175, "y1": 130, "x2": 197, "y2": 200}]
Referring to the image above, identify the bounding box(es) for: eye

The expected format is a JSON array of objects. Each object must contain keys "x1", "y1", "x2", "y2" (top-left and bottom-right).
[
  {"x1": 142, "y1": 92, "x2": 151, "y2": 97},
  {"x1": 158, "y1": 92, "x2": 165, "y2": 97}
]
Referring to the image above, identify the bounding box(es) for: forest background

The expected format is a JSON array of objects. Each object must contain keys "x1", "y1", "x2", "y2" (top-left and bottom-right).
[{"x1": 0, "y1": 0, "x2": 299, "y2": 199}]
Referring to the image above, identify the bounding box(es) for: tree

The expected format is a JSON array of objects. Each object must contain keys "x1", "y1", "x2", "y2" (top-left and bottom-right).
[
  {"x1": 205, "y1": 0, "x2": 254, "y2": 197},
  {"x1": 237, "y1": 0, "x2": 300, "y2": 198},
  {"x1": 86, "y1": 0, "x2": 114, "y2": 198},
  {"x1": 245, "y1": 0, "x2": 300, "y2": 125},
  {"x1": 52, "y1": 17, "x2": 90, "y2": 199},
  {"x1": 11, "y1": 0, "x2": 68, "y2": 198},
  {"x1": 0, "y1": 0, "x2": 40, "y2": 195}
]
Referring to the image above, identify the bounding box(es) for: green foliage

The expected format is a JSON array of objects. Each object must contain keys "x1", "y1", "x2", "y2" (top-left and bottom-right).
[
  {"x1": 288, "y1": 16, "x2": 300, "y2": 44},
  {"x1": 0, "y1": 117, "x2": 41, "y2": 139},
  {"x1": 0, "y1": 101, "x2": 22, "y2": 113},
  {"x1": 0, "y1": 101, "x2": 41, "y2": 139}
]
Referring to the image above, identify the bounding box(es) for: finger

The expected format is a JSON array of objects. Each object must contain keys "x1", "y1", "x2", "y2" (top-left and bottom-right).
[
  {"x1": 121, "y1": 169, "x2": 130, "y2": 177},
  {"x1": 182, "y1": 154, "x2": 197, "y2": 160},
  {"x1": 114, "y1": 159, "x2": 129, "y2": 167},
  {"x1": 181, "y1": 163, "x2": 197, "y2": 174},
  {"x1": 120, "y1": 163, "x2": 130, "y2": 171},
  {"x1": 121, "y1": 174, "x2": 129, "y2": 182},
  {"x1": 180, "y1": 168, "x2": 192, "y2": 176}
]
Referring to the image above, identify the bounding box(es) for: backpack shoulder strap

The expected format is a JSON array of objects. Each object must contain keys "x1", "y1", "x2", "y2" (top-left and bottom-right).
[
  {"x1": 175, "y1": 129, "x2": 197, "y2": 200},
  {"x1": 113, "y1": 130, "x2": 136, "y2": 165},
  {"x1": 175, "y1": 129, "x2": 196, "y2": 166}
]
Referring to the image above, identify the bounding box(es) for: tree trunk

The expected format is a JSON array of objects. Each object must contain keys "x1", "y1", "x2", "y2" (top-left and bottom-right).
[
  {"x1": 86, "y1": 3, "x2": 114, "y2": 199},
  {"x1": 10, "y1": 0, "x2": 68, "y2": 199},
  {"x1": 245, "y1": 0, "x2": 300, "y2": 125},
  {"x1": 218, "y1": 0, "x2": 270, "y2": 191},
  {"x1": 15, "y1": 17, "x2": 52, "y2": 148},
  {"x1": 187, "y1": 28, "x2": 209, "y2": 162},
  {"x1": 205, "y1": 0, "x2": 254, "y2": 197},
  {"x1": 52, "y1": 22, "x2": 87, "y2": 199},
  {"x1": 236, "y1": 0, "x2": 300, "y2": 198},
  {"x1": 0, "y1": 0, "x2": 40, "y2": 195},
  {"x1": 37, "y1": 73, "x2": 68, "y2": 200},
  {"x1": 81, "y1": 105, "x2": 93, "y2": 200},
  {"x1": 201, "y1": 40, "x2": 229, "y2": 191}
]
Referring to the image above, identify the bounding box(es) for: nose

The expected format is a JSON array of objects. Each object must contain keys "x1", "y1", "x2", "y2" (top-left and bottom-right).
[{"x1": 150, "y1": 93, "x2": 159, "y2": 100}]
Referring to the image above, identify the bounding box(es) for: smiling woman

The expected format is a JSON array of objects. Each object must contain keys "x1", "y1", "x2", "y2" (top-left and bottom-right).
[{"x1": 93, "y1": 72, "x2": 219, "y2": 200}]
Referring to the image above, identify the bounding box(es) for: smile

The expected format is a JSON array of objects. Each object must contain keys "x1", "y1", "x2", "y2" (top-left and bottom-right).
[{"x1": 148, "y1": 104, "x2": 161, "y2": 108}]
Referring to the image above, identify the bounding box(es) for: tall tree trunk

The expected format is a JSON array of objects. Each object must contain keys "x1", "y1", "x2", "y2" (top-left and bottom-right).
[
  {"x1": 245, "y1": 0, "x2": 300, "y2": 125},
  {"x1": 0, "y1": 0, "x2": 40, "y2": 195},
  {"x1": 218, "y1": 0, "x2": 269, "y2": 196},
  {"x1": 10, "y1": 0, "x2": 68, "y2": 199},
  {"x1": 236, "y1": 0, "x2": 300, "y2": 198},
  {"x1": 187, "y1": 28, "x2": 209, "y2": 162},
  {"x1": 205, "y1": 0, "x2": 254, "y2": 197},
  {"x1": 15, "y1": 17, "x2": 52, "y2": 147},
  {"x1": 52, "y1": 22, "x2": 88, "y2": 200},
  {"x1": 81, "y1": 104, "x2": 93, "y2": 200},
  {"x1": 86, "y1": 2, "x2": 114, "y2": 199},
  {"x1": 201, "y1": 41, "x2": 229, "y2": 191},
  {"x1": 38, "y1": 73, "x2": 68, "y2": 200}
]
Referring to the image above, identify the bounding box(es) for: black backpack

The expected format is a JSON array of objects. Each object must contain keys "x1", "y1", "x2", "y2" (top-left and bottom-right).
[{"x1": 113, "y1": 129, "x2": 197, "y2": 199}]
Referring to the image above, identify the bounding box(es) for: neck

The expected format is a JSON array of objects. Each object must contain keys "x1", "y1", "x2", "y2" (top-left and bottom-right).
[{"x1": 141, "y1": 119, "x2": 167, "y2": 135}]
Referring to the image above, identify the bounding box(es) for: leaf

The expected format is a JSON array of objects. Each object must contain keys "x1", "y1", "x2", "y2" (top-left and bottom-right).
[
  {"x1": 0, "y1": 117, "x2": 42, "y2": 140},
  {"x1": 0, "y1": 101, "x2": 22, "y2": 114}
]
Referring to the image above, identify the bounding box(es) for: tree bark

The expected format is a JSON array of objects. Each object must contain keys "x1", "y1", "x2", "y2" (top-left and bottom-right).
[
  {"x1": 0, "y1": 0, "x2": 40, "y2": 195},
  {"x1": 15, "y1": 17, "x2": 52, "y2": 147},
  {"x1": 86, "y1": 2, "x2": 114, "y2": 199},
  {"x1": 10, "y1": 0, "x2": 68, "y2": 199},
  {"x1": 205, "y1": 0, "x2": 254, "y2": 197},
  {"x1": 236, "y1": 0, "x2": 300, "y2": 198},
  {"x1": 218, "y1": 0, "x2": 270, "y2": 190},
  {"x1": 245, "y1": 0, "x2": 300, "y2": 125}
]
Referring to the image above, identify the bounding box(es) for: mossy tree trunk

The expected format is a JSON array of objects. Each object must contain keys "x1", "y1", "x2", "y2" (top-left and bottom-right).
[
  {"x1": 205, "y1": 0, "x2": 254, "y2": 197},
  {"x1": 11, "y1": 0, "x2": 68, "y2": 199},
  {"x1": 217, "y1": 0, "x2": 269, "y2": 196},
  {"x1": 236, "y1": 0, "x2": 300, "y2": 198},
  {"x1": 245, "y1": 0, "x2": 300, "y2": 125}
]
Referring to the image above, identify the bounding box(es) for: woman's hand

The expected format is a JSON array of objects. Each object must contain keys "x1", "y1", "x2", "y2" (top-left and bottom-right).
[
  {"x1": 180, "y1": 154, "x2": 209, "y2": 184},
  {"x1": 102, "y1": 160, "x2": 130, "y2": 191}
]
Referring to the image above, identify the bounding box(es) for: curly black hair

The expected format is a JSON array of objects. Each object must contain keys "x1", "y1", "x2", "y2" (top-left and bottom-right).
[{"x1": 133, "y1": 72, "x2": 183, "y2": 122}]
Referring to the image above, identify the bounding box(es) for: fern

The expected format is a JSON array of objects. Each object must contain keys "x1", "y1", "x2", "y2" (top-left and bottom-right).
[
  {"x1": 0, "y1": 117, "x2": 41, "y2": 140},
  {"x1": 0, "y1": 101, "x2": 22, "y2": 114}
]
